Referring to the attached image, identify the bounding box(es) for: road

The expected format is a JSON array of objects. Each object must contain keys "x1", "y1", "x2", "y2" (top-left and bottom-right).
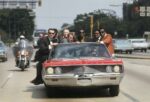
[{"x1": 0, "y1": 47, "x2": 150, "y2": 102}]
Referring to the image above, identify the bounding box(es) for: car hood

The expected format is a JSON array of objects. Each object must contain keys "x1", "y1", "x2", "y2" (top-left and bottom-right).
[
  {"x1": 115, "y1": 44, "x2": 132, "y2": 48},
  {"x1": 43, "y1": 58, "x2": 123, "y2": 68}
]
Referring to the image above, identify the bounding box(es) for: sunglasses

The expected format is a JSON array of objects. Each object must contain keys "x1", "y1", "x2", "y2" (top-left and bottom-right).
[
  {"x1": 49, "y1": 33, "x2": 55, "y2": 34},
  {"x1": 95, "y1": 33, "x2": 99, "y2": 34}
]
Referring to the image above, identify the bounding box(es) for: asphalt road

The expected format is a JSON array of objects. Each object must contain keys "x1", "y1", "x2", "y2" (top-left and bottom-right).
[{"x1": 0, "y1": 47, "x2": 150, "y2": 102}]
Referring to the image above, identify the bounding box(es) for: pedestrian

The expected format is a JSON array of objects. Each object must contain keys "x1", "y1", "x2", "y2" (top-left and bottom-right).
[
  {"x1": 31, "y1": 28, "x2": 58, "y2": 85},
  {"x1": 99, "y1": 28, "x2": 114, "y2": 55}
]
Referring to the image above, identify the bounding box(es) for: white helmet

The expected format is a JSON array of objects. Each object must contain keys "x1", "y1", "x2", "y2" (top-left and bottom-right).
[{"x1": 20, "y1": 35, "x2": 25, "y2": 39}]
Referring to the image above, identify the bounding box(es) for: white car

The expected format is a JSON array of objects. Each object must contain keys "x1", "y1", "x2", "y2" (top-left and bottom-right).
[
  {"x1": 129, "y1": 39, "x2": 149, "y2": 52},
  {"x1": 0, "y1": 41, "x2": 7, "y2": 62}
]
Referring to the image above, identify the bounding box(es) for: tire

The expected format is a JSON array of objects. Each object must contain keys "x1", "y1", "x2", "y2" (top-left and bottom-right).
[
  {"x1": 20, "y1": 60, "x2": 25, "y2": 71},
  {"x1": 109, "y1": 85, "x2": 119, "y2": 97},
  {"x1": 2, "y1": 58, "x2": 7, "y2": 62},
  {"x1": 129, "y1": 51, "x2": 132, "y2": 54},
  {"x1": 45, "y1": 85, "x2": 57, "y2": 97},
  {"x1": 144, "y1": 49, "x2": 147, "y2": 53}
]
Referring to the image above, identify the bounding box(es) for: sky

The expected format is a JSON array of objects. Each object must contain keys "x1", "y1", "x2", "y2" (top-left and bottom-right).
[{"x1": 34, "y1": 0, "x2": 132, "y2": 30}]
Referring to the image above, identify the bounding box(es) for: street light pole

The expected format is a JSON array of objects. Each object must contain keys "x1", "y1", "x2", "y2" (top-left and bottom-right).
[{"x1": 90, "y1": 15, "x2": 93, "y2": 38}]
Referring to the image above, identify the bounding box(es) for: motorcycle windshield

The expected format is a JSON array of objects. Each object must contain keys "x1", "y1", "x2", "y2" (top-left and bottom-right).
[
  {"x1": 13, "y1": 40, "x2": 33, "y2": 59},
  {"x1": 18, "y1": 40, "x2": 29, "y2": 49}
]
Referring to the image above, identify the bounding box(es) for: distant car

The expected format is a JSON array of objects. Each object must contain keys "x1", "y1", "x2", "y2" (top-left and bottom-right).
[
  {"x1": 129, "y1": 39, "x2": 149, "y2": 52},
  {"x1": 113, "y1": 39, "x2": 134, "y2": 54},
  {"x1": 0, "y1": 41, "x2": 7, "y2": 62},
  {"x1": 42, "y1": 43, "x2": 124, "y2": 96},
  {"x1": 32, "y1": 29, "x2": 47, "y2": 48}
]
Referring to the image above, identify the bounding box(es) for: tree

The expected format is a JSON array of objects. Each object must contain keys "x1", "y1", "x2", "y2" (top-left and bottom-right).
[{"x1": 0, "y1": 9, "x2": 35, "y2": 41}]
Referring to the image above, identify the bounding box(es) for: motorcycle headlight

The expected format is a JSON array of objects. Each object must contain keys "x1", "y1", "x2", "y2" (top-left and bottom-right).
[
  {"x1": 47, "y1": 67, "x2": 54, "y2": 74},
  {"x1": 113, "y1": 66, "x2": 120, "y2": 73},
  {"x1": 106, "y1": 66, "x2": 113, "y2": 73}
]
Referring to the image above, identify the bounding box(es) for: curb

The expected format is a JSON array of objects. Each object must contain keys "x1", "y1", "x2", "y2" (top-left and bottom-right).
[{"x1": 115, "y1": 54, "x2": 150, "y2": 59}]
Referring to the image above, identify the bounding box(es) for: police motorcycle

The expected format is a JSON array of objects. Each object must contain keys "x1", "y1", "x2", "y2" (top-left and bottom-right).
[{"x1": 13, "y1": 39, "x2": 33, "y2": 71}]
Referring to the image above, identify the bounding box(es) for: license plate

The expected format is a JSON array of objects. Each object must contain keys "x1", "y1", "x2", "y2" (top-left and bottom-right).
[{"x1": 77, "y1": 78, "x2": 92, "y2": 86}]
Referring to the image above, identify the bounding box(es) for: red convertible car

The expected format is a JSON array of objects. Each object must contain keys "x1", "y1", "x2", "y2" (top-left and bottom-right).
[{"x1": 42, "y1": 42, "x2": 124, "y2": 96}]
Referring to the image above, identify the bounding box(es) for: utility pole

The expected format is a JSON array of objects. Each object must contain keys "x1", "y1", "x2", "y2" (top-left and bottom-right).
[{"x1": 90, "y1": 15, "x2": 93, "y2": 38}]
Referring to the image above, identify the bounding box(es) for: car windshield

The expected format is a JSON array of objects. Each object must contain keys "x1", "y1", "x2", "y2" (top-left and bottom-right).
[
  {"x1": 0, "y1": 42, "x2": 4, "y2": 48},
  {"x1": 51, "y1": 43, "x2": 111, "y2": 59},
  {"x1": 17, "y1": 40, "x2": 30, "y2": 49},
  {"x1": 34, "y1": 30, "x2": 46, "y2": 37}
]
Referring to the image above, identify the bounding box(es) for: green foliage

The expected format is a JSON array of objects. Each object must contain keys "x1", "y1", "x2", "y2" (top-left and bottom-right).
[
  {"x1": 0, "y1": 9, "x2": 35, "y2": 41},
  {"x1": 73, "y1": 10, "x2": 124, "y2": 37},
  {"x1": 122, "y1": 1, "x2": 150, "y2": 38}
]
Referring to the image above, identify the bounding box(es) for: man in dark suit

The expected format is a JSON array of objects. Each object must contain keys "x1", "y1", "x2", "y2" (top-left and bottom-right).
[{"x1": 31, "y1": 28, "x2": 58, "y2": 85}]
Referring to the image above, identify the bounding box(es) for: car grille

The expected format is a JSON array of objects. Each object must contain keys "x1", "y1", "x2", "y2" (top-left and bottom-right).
[{"x1": 57, "y1": 65, "x2": 107, "y2": 74}]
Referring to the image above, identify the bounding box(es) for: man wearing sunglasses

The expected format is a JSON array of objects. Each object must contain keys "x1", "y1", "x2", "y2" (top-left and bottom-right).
[
  {"x1": 31, "y1": 28, "x2": 58, "y2": 85},
  {"x1": 99, "y1": 28, "x2": 114, "y2": 55}
]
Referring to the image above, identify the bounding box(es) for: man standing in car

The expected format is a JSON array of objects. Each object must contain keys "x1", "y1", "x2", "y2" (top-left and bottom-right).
[{"x1": 99, "y1": 28, "x2": 114, "y2": 55}]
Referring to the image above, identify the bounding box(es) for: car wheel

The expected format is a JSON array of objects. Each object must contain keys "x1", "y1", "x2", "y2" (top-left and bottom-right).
[
  {"x1": 45, "y1": 85, "x2": 58, "y2": 97},
  {"x1": 4, "y1": 57, "x2": 7, "y2": 61},
  {"x1": 109, "y1": 85, "x2": 119, "y2": 97},
  {"x1": 2, "y1": 58, "x2": 7, "y2": 62}
]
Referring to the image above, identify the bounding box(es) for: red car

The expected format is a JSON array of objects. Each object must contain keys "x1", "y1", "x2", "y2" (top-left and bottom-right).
[{"x1": 42, "y1": 42, "x2": 124, "y2": 96}]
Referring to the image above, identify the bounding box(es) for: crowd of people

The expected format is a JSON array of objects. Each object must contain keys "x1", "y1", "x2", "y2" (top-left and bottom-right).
[{"x1": 30, "y1": 28, "x2": 114, "y2": 85}]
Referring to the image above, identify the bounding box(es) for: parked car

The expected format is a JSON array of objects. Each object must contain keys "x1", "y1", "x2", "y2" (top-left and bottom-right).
[
  {"x1": 113, "y1": 39, "x2": 134, "y2": 54},
  {"x1": 129, "y1": 39, "x2": 149, "y2": 52},
  {"x1": 0, "y1": 41, "x2": 7, "y2": 62},
  {"x1": 42, "y1": 43, "x2": 124, "y2": 96}
]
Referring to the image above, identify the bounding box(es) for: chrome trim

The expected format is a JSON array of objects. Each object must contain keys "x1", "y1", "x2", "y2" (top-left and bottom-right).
[{"x1": 42, "y1": 73, "x2": 124, "y2": 87}]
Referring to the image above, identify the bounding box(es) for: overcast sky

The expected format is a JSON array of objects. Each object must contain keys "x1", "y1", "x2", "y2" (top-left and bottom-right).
[{"x1": 34, "y1": 0, "x2": 132, "y2": 30}]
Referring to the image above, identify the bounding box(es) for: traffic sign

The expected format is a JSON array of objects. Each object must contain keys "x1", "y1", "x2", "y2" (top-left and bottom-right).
[{"x1": 0, "y1": 0, "x2": 37, "y2": 9}]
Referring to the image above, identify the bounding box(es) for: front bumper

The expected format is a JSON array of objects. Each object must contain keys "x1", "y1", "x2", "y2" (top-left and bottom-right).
[
  {"x1": 42, "y1": 73, "x2": 123, "y2": 87},
  {"x1": 0, "y1": 54, "x2": 7, "y2": 59}
]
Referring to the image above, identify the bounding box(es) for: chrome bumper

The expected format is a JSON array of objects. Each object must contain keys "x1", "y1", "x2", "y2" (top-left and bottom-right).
[
  {"x1": 42, "y1": 73, "x2": 124, "y2": 87},
  {"x1": 0, "y1": 54, "x2": 6, "y2": 58}
]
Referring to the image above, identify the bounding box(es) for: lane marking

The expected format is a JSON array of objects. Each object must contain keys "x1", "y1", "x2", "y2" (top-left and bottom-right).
[
  {"x1": 1, "y1": 73, "x2": 14, "y2": 88},
  {"x1": 121, "y1": 90, "x2": 140, "y2": 102}
]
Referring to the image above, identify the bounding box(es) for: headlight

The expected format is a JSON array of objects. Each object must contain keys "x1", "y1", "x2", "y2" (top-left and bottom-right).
[
  {"x1": 47, "y1": 67, "x2": 54, "y2": 74},
  {"x1": 106, "y1": 66, "x2": 113, "y2": 73},
  {"x1": 54, "y1": 67, "x2": 62, "y2": 74},
  {"x1": 113, "y1": 66, "x2": 120, "y2": 73}
]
